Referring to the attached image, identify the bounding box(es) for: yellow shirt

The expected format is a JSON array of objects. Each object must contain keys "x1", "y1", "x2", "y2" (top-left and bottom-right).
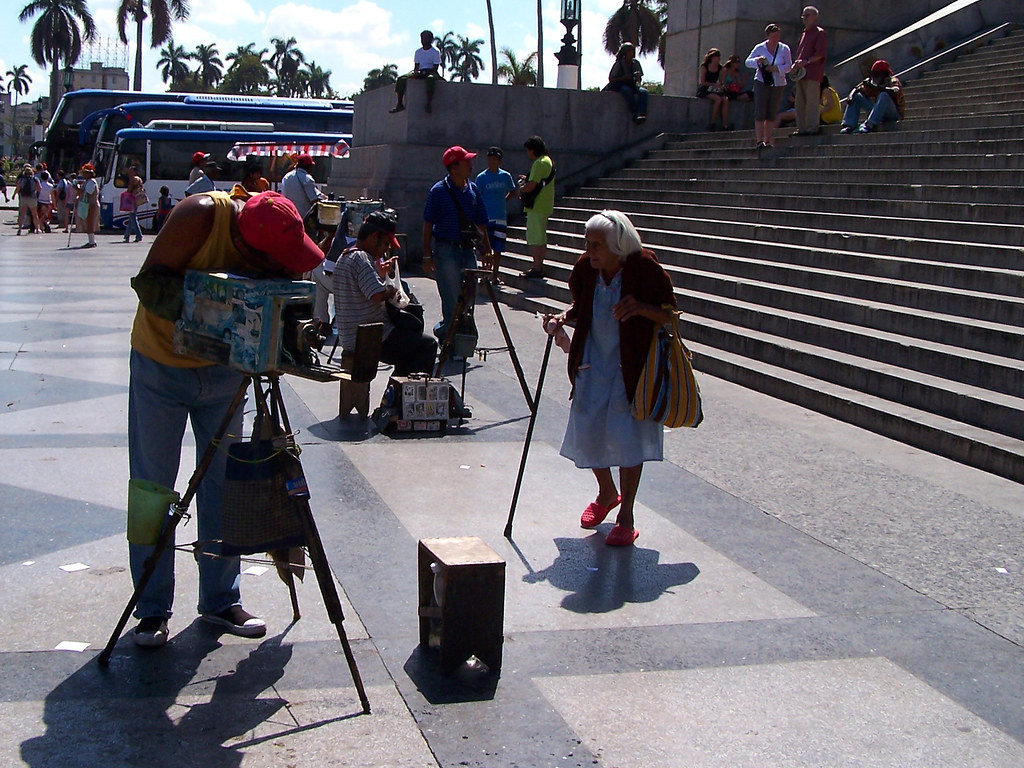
[
  {"x1": 820, "y1": 87, "x2": 842, "y2": 124},
  {"x1": 130, "y1": 191, "x2": 249, "y2": 367}
]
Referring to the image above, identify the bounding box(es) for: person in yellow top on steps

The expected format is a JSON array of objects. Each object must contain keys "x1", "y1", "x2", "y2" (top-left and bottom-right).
[{"x1": 126, "y1": 190, "x2": 324, "y2": 649}]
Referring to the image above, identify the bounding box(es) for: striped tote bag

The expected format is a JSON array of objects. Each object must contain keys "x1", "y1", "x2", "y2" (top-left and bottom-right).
[{"x1": 632, "y1": 308, "x2": 703, "y2": 428}]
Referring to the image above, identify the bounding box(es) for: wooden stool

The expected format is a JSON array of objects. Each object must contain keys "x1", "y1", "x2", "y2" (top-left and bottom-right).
[
  {"x1": 336, "y1": 323, "x2": 383, "y2": 419},
  {"x1": 418, "y1": 536, "x2": 505, "y2": 675}
]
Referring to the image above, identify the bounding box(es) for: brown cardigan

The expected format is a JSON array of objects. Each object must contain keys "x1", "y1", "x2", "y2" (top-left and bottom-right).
[{"x1": 564, "y1": 249, "x2": 676, "y2": 403}]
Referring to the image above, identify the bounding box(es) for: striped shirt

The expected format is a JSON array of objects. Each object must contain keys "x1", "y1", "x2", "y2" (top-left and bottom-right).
[{"x1": 331, "y1": 247, "x2": 389, "y2": 351}]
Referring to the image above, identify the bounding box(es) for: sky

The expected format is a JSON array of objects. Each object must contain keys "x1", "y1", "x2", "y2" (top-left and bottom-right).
[{"x1": 3, "y1": 0, "x2": 664, "y2": 104}]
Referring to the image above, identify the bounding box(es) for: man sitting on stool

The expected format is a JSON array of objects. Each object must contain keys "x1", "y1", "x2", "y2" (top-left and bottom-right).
[{"x1": 333, "y1": 211, "x2": 437, "y2": 375}]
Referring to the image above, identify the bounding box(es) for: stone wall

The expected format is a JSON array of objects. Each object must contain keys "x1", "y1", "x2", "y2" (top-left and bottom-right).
[{"x1": 326, "y1": 80, "x2": 753, "y2": 261}]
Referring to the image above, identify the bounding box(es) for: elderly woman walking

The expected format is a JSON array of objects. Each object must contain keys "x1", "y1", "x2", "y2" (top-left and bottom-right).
[{"x1": 543, "y1": 210, "x2": 676, "y2": 546}]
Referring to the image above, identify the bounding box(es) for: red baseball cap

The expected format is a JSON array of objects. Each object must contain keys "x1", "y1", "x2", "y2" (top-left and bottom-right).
[
  {"x1": 236, "y1": 192, "x2": 324, "y2": 273},
  {"x1": 870, "y1": 60, "x2": 891, "y2": 75},
  {"x1": 192, "y1": 151, "x2": 211, "y2": 164},
  {"x1": 297, "y1": 153, "x2": 315, "y2": 166},
  {"x1": 442, "y1": 145, "x2": 477, "y2": 167}
]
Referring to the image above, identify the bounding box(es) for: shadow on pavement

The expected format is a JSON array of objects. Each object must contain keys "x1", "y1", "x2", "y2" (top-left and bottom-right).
[
  {"x1": 20, "y1": 622, "x2": 297, "y2": 768},
  {"x1": 523, "y1": 534, "x2": 700, "y2": 614}
]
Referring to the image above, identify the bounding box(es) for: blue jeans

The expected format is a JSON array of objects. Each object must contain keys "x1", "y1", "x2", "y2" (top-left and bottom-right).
[
  {"x1": 128, "y1": 350, "x2": 247, "y2": 619},
  {"x1": 842, "y1": 91, "x2": 900, "y2": 128},
  {"x1": 431, "y1": 239, "x2": 477, "y2": 339},
  {"x1": 616, "y1": 85, "x2": 649, "y2": 118},
  {"x1": 124, "y1": 211, "x2": 142, "y2": 240}
]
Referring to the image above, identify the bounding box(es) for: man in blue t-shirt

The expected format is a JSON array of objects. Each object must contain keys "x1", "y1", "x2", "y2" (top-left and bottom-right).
[
  {"x1": 422, "y1": 145, "x2": 492, "y2": 340},
  {"x1": 474, "y1": 146, "x2": 518, "y2": 281}
]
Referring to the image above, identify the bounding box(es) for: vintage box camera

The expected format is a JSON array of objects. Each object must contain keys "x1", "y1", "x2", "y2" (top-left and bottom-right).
[{"x1": 174, "y1": 270, "x2": 340, "y2": 380}]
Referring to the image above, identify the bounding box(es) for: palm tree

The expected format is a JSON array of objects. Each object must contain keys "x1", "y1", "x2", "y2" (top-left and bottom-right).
[
  {"x1": 484, "y1": 0, "x2": 498, "y2": 85},
  {"x1": 193, "y1": 43, "x2": 223, "y2": 90},
  {"x1": 453, "y1": 35, "x2": 485, "y2": 83},
  {"x1": 362, "y1": 64, "x2": 398, "y2": 93},
  {"x1": 18, "y1": 0, "x2": 96, "y2": 109},
  {"x1": 536, "y1": 0, "x2": 544, "y2": 87},
  {"x1": 270, "y1": 36, "x2": 305, "y2": 97},
  {"x1": 305, "y1": 62, "x2": 334, "y2": 99},
  {"x1": 497, "y1": 47, "x2": 537, "y2": 86},
  {"x1": 603, "y1": 0, "x2": 663, "y2": 56},
  {"x1": 226, "y1": 42, "x2": 268, "y2": 70},
  {"x1": 219, "y1": 53, "x2": 270, "y2": 95},
  {"x1": 435, "y1": 31, "x2": 459, "y2": 77},
  {"x1": 117, "y1": 0, "x2": 190, "y2": 92},
  {"x1": 5, "y1": 65, "x2": 32, "y2": 155},
  {"x1": 156, "y1": 37, "x2": 191, "y2": 85}
]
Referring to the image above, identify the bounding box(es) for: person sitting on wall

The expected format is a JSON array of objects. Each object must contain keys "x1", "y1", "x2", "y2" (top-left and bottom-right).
[
  {"x1": 605, "y1": 42, "x2": 648, "y2": 124},
  {"x1": 840, "y1": 59, "x2": 905, "y2": 134},
  {"x1": 390, "y1": 30, "x2": 442, "y2": 114}
]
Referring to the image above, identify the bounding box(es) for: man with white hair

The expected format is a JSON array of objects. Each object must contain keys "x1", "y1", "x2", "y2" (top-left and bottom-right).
[{"x1": 790, "y1": 6, "x2": 828, "y2": 136}]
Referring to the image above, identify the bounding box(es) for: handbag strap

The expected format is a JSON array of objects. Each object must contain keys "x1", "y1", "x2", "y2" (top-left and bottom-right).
[{"x1": 444, "y1": 177, "x2": 474, "y2": 230}]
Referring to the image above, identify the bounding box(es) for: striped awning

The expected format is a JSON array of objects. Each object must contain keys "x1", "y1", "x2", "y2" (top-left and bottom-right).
[{"x1": 226, "y1": 140, "x2": 351, "y2": 161}]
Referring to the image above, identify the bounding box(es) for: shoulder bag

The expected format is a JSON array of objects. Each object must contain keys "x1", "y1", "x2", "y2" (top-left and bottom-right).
[
  {"x1": 520, "y1": 162, "x2": 555, "y2": 210},
  {"x1": 632, "y1": 307, "x2": 703, "y2": 428}
]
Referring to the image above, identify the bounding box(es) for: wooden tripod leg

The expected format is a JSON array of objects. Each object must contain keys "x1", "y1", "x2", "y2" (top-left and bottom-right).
[
  {"x1": 267, "y1": 378, "x2": 370, "y2": 714},
  {"x1": 298, "y1": 497, "x2": 371, "y2": 714}
]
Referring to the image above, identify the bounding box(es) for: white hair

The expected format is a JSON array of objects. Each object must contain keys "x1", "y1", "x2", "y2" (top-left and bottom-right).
[{"x1": 584, "y1": 210, "x2": 643, "y2": 261}]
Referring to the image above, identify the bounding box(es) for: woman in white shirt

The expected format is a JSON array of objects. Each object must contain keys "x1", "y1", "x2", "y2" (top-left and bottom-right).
[
  {"x1": 745, "y1": 23, "x2": 793, "y2": 148},
  {"x1": 37, "y1": 171, "x2": 54, "y2": 233}
]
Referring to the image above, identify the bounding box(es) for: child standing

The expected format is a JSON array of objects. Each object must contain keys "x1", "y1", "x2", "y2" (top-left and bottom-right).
[{"x1": 153, "y1": 186, "x2": 173, "y2": 233}]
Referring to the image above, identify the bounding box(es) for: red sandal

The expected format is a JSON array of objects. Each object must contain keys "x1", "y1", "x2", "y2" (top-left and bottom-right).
[
  {"x1": 605, "y1": 525, "x2": 639, "y2": 547},
  {"x1": 580, "y1": 495, "x2": 621, "y2": 529}
]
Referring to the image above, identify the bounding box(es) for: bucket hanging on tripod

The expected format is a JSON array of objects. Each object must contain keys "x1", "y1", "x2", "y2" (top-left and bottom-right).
[{"x1": 221, "y1": 440, "x2": 307, "y2": 556}]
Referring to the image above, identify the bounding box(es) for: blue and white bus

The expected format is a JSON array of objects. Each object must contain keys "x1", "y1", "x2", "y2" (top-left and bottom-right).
[
  {"x1": 84, "y1": 96, "x2": 354, "y2": 166},
  {"x1": 98, "y1": 126, "x2": 351, "y2": 229}
]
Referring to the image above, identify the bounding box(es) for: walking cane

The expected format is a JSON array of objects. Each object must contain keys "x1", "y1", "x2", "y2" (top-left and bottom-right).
[{"x1": 504, "y1": 331, "x2": 554, "y2": 539}]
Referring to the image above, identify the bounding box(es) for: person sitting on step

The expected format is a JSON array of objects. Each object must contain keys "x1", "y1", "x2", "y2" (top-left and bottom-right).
[
  {"x1": 390, "y1": 30, "x2": 442, "y2": 114},
  {"x1": 840, "y1": 59, "x2": 905, "y2": 134}
]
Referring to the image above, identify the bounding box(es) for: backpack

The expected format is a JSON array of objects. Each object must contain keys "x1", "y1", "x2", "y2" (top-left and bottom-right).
[
  {"x1": 57, "y1": 179, "x2": 67, "y2": 201},
  {"x1": 18, "y1": 176, "x2": 35, "y2": 197}
]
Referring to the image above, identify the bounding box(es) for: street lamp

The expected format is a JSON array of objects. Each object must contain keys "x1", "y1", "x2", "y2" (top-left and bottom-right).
[
  {"x1": 62, "y1": 63, "x2": 74, "y2": 93},
  {"x1": 555, "y1": 0, "x2": 582, "y2": 89}
]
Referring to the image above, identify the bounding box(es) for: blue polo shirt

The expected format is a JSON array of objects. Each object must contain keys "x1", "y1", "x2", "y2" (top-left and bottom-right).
[
  {"x1": 423, "y1": 176, "x2": 489, "y2": 242},
  {"x1": 475, "y1": 168, "x2": 516, "y2": 221}
]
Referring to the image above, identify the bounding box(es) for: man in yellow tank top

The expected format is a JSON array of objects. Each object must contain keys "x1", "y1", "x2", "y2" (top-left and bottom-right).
[{"x1": 128, "y1": 190, "x2": 324, "y2": 648}]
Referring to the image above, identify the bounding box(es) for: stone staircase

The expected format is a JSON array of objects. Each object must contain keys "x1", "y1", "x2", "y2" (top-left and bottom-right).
[{"x1": 496, "y1": 27, "x2": 1024, "y2": 483}]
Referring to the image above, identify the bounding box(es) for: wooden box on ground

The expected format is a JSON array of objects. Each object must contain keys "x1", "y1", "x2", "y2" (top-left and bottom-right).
[{"x1": 417, "y1": 536, "x2": 505, "y2": 675}]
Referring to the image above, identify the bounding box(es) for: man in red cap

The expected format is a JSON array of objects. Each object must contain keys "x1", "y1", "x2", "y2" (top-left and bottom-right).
[
  {"x1": 189, "y1": 151, "x2": 210, "y2": 184},
  {"x1": 840, "y1": 59, "x2": 905, "y2": 133},
  {"x1": 126, "y1": 189, "x2": 324, "y2": 648},
  {"x1": 281, "y1": 153, "x2": 325, "y2": 233},
  {"x1": 422, "y1": 145, "x2": 492, "y2": 340}
]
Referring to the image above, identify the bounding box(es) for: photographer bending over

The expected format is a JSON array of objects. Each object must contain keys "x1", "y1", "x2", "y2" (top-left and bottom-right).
[{"x1": 128, "y1": 190, "x2": 325, "y2": 647}]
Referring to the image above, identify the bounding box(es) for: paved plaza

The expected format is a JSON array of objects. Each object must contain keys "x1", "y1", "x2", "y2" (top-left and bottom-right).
[{"x1": 3, "y1": 212, "x2": 1024, "y2": 767}]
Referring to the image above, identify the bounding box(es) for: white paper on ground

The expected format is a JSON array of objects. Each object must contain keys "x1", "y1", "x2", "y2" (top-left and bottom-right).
[
  {"x1": 59, "y1": 563, "x2": 90, "y2": 572},
  {"x1": 54, "y1": 641, "x2": 90, "y2": 652},
  {"x1": 242, "y1": 565, "x2": 269, "y2": 576}
]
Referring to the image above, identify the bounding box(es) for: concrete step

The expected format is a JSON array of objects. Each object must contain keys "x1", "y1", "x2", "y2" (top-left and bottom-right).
[
  {"x1": 553, "y1": 201, "x2": 1024, "y2": 270},
  {"x1": 569, "y1": 187, "x2": 1024, "y2": 228},
  {"x1": 491, "y1": 278, "x2": 1024, "y2": 485},
  {"x1": 589, "y1": 175, "x2": 1020, "y2": 206},
  {"x1": 499, "y1": 237, "x2": 1024, "y2": 360},
  {"x1": 636, "y1": 150, "x2": 1024, "y2": 172},
  {"x1": 606, "y1": 164, "x2": 1024, "y2": 188},
  {"x1": 656, "y1": 137, "x2": 1024, "y2": 161},
  {"x1": 535, "y1": 224, "x2": 1024, "y2": 325}
]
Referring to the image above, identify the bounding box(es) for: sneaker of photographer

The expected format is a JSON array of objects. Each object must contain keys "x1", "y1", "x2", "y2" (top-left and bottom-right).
[
  {"x1": 201, "y1": 605, "x2": 267, "y2": 638},
  {"x1": 133, "y1": 616, "x2": 169, "y2": 647}
]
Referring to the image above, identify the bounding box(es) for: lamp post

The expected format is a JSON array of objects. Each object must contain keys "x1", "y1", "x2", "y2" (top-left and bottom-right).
[
  {"x1": 62, "y1": 63, "x2": 75, "y2": 94},
  {"x1": 555, "y1": 0, "x2": 582, "y2": 89}
]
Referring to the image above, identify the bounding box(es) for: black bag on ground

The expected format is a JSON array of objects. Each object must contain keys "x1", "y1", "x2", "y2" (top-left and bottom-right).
[{"x1": 386, "y1": 298, "x2": 425, "y2": 333}]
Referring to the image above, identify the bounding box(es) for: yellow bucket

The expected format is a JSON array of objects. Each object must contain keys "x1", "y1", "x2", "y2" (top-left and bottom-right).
[
  {"x1": 127, "y1": 479, "x2": 179, "y2": 546},
  {"x1": 317, "y1": 200, "x2": 343, "y2": 227}
]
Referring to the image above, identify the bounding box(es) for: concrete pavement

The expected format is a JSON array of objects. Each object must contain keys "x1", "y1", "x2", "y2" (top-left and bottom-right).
[{"x1": 3, "y1": 214, "x2": 1024, "y2": 767}]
